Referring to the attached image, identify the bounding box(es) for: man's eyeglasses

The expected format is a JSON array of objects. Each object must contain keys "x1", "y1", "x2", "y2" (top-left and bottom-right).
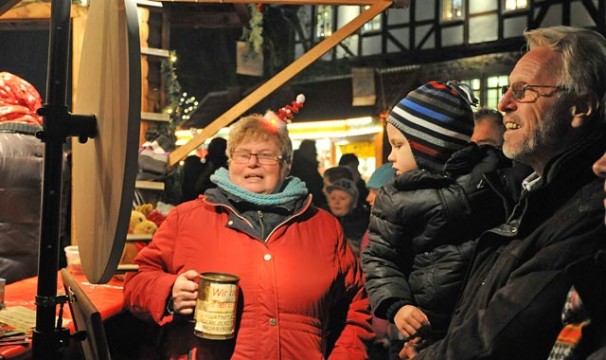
[
  {"x1": 501, "y1": 82, "x2": 566, "y2": 102},
  {"x1": 231, "y1": 151, "x2": 283, "y2": 165}
]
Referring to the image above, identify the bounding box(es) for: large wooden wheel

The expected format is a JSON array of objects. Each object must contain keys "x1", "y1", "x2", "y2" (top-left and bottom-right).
[{"x1": 72, "y1": 0, "x2": 141, "y2": 283}]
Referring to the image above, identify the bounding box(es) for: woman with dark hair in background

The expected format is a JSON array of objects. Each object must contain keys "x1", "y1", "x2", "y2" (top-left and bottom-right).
[
  {"x1": 289, "y1": 139, "x2": 326, "y2": 207},
  {"x1": 181, "y1": 137, "x2": 228, "y2": 202}
]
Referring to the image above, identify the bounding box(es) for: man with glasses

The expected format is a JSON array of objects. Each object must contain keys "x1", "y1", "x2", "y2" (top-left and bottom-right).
[{"x1": 402, "y1": 26, "x2": 606, "y2": 359}]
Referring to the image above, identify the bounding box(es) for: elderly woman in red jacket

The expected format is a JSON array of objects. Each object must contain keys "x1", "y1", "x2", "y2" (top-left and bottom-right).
[{"x1": 124, "y1": 113, "x2": 373, "y2": 359}]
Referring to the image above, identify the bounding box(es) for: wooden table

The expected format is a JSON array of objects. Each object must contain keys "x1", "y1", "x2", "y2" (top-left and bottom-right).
[{"x1": 0, "y1": 271, "x2": 125, "y2": 359}]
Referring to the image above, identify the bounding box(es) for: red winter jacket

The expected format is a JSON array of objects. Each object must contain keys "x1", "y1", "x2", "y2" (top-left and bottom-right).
[{"x1": 124, "y1": 194, "x2": 373, "y2": 359}]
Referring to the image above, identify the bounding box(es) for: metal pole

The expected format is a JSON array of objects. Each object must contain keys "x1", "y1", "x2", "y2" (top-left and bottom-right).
[{"x1": 32, "y1": 0, "x2": 71, "y2": 358}]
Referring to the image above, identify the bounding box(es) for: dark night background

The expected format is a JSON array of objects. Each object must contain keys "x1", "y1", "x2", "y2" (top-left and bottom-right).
[{"x1": 0, "y1": 29, "x2": 50, "y2": 99}]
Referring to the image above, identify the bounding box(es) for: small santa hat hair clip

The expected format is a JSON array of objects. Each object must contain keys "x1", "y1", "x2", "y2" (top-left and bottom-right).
[
  {"x1": 277, "y1": 94, "x2": 305, "y2": 123},
  {"x1": 263, "y1": 94, "x2": 305, "y2": 131}
]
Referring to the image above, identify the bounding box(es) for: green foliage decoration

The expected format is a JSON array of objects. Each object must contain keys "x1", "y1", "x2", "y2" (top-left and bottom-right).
[
  {"x1": 241, "y1": 4, "x2": 264, "y2": 57},
  {"x1": 159, "y1": 51, "x2": 200, "y2": 142}
]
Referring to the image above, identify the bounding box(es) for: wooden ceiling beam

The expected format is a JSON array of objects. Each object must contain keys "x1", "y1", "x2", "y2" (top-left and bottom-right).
[{"x1": 168, "y1": 0, "x2": 393, "y2": 166}]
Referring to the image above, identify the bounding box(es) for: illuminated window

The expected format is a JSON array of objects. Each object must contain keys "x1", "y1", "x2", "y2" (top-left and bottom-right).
[
  {"x1": 362, "y1": 6, "x2": 382, "y2": 32},
  {"x1": 442, "y1": 0, "x2": 464, "y2": 21},
  {"x1": 486, "y1": 75, "x2": 509, "y2": 109},
  {"x1": 504, "y1": 0, "x2": 528, "y2": 12},
  {"x1": 459, "y1": 76, "x2": 508, "y2": 109},
  {"x1": 316, "y1": 6, "x2": 333, "y2": 38}
]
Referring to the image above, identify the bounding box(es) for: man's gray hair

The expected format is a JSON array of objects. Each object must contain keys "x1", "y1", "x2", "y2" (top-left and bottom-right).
[{"x1": 524, "y1": 26, "x2": 606, "y2": 124}]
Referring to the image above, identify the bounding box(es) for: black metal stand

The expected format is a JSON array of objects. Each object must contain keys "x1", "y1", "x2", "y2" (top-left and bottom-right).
[{"x1": 32, "y1": 1, "x2": 96, "y2": 359}]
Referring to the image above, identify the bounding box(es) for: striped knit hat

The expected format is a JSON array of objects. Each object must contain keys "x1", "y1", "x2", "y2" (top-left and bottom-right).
[{"x1": 387, "y1": 80, "x2": 476, "y2": 172}]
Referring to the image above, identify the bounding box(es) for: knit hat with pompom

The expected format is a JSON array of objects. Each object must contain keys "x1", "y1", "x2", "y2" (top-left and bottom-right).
[{"x1": 387, "y1": 80, "x2": 477, "y2": 172}]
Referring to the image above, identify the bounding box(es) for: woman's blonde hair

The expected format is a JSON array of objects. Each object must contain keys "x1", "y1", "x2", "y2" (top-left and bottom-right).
[{"x1": 226, "y1": 114, "x2": 293, "y2": 164}]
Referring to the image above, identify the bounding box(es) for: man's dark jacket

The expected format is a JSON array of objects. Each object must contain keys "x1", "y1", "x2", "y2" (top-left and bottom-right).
[{"x1": 416, "y1": 128, "x2": 606, "y2": 360}]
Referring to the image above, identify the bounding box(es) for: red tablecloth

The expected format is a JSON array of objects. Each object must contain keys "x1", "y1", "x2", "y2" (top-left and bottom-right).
[{"x1": 0, "y1": 271, "x2": 125, "y2": 359}]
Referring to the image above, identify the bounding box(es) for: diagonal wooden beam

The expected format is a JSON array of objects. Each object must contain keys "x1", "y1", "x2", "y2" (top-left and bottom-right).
[
  {"x1": 0, "y1": 0, "x2": 21, "y2": 16},
  {"x1": 168, "y1": 0, "x2": 392, "y2": 166}
]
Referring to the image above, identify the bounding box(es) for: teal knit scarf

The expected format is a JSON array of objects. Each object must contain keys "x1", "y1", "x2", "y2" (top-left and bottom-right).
[{"x1": 210, "y1": 167, "x2": 308, "y2": 206}]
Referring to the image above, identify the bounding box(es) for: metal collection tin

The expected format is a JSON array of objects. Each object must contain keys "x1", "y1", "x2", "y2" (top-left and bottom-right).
[{"x1": 193, "y1": 272, "x2": 240, "y2": 340}]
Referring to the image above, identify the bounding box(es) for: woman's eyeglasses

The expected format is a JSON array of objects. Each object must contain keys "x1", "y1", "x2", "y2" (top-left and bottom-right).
[
  {"x1": 231, "y1": 151, "x2": 283, "y2": 165},
  {"x1": 501, "y1": 82, "x2": 566, "y2": 102}
]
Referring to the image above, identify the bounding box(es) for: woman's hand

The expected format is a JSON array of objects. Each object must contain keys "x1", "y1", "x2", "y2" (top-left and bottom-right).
[
  {"x1": 171, "y1": 270, "x2": 200, "y2": 315},
  {"x1": 393, "y1": 305, "x2": 430, "y2": 340}
]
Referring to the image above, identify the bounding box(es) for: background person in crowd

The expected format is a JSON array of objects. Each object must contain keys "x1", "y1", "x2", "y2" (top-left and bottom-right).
[
  {"x1": 289, "y1": 139, "x2": 326, "y2": 207},
  {"x1": 471, "y1": 108, "x2": 505, "y2": 147},
  {"x1": 362, "y1": 80, "x2": 518, "y2": 358},
  {"x1": 359, "y1": 163, "x2": 396, "y2": 360},
  {"x1": 325, "y1": 178, "x2": 369, "y2": 258},
  {"x1": 405, "y1": 26, "x2": 606, "y2": 360},
  {"x1": 0, "y1": 72, "x2": 70, "y2": 284},
  {"x1": 339, "y1": 153, "x2": 370, "y2": 211},
  {"x1": 124, "y1": 114, "x2": 373, "y2": 359},
  {"x1": 364, "y1": 163, "x2": 395, "y2": 208},
  {"x1": 547, "y1": 151, "x2": 606, "y2": 359},
  {"x1": 180, "y1": 137, "x2": 227, "y2": 202},
  {"x1": 322, "y1": 165, "x2": 354, "y2": 201}
]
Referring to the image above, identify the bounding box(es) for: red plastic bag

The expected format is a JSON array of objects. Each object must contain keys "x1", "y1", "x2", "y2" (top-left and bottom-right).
[{"x1": 0, "y1": 72, "x2": 43, "y2": 125}]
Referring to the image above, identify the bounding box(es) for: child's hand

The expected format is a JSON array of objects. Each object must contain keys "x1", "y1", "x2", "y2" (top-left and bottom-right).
[
  {"x1": 393, "y1": 305, "x2": 431, "y2": 340},
  {"x1": 399, "y1": 337, "x2": 426, "y2": 359}
]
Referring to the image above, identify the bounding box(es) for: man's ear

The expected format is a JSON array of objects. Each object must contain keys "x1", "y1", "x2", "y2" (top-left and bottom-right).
[{"x1": 571, "y1": 97, "x2": 595, "y2": 128}]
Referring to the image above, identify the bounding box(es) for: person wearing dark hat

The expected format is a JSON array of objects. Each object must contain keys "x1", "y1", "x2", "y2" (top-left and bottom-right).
[
  {"x1": 338, "y1": 153, "x2": 370, "y2": 211},
  {"x1": 322, "y1": 166, "x2": 353, "y2": 194},
  {"x1": 325, "y1": 178, "x2": 369, "y2": 258},
  {"x1": 362, "y1": 80, "x2": 523, "y2": 358},
  {"x1": 326, "y1": 178, "x2": 359, "y2": 216}
]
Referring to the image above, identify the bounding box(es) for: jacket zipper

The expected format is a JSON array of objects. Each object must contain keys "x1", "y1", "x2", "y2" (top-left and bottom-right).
[{"x1": 258, "y1": 210, "x2": 266, "y2": 240}]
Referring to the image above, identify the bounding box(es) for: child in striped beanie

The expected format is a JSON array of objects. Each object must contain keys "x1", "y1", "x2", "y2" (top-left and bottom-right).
[
  {"x1": 386, "y1": 80, "x2": 476, "y2": 173},
  {"x1": 364, "y1": 80, "x2": 516, "y2": 356}
]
